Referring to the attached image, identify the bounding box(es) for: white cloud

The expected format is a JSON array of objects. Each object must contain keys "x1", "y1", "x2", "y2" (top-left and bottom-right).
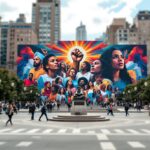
[
  {"x1": 0, "y1": 0, "x2": 35, "y2": 22},
  {"x1": 61, "y1": 0, "x2": 143, "y2": 40},
  {"x1": 0, "y1": 0, "x2": 143, "y2": 40}
]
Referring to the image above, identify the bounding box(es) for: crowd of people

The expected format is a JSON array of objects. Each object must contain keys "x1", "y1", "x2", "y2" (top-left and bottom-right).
[{"x1": 19, "y1": 46, "x2": 146, "y2": 116}]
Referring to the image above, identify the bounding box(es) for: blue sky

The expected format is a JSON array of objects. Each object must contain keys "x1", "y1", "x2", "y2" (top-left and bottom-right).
[{"x1": 0, "y1": 0, "x2": 149, "y2": 40}]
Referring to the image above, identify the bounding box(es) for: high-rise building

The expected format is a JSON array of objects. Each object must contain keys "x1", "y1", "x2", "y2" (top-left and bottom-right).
[
  {"x1": 106, "y1": 18, "x2": 128, "y2": 44},
  {"x1": 134, "y1": 11, "x2": 150, "y2": 44},
  {"x1": 16, "y1": 14, "x2": 26, "y2": 23},
  {"x1": 76, "y1": 22, "x2": 87, "y2": 41},
  {"x1": 105, "y1": 11, "x2": 150, "y2": 75},
  {"x1": 32, "y1": 0, "x2": 61, "y2": 44},
  {"x1": 0, "y1": 15, "x2": 37, "y2": 72}
]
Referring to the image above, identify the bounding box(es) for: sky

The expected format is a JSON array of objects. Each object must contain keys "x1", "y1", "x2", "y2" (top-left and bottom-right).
[{"x1": 0, "y1": 0, "x2": 150, "y2": 40}]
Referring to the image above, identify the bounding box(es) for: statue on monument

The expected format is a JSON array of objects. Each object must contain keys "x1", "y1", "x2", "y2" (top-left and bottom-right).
[{"x1": 73, "y1": 86, "x2": 85, "y2": 101}]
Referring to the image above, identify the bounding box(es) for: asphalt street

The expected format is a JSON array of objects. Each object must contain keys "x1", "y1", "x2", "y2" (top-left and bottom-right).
[{"x1": 0, "y1": 111, "x2": 150, "y2": 150}]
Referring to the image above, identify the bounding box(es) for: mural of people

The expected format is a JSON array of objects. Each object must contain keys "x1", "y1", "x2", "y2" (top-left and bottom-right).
[
  {"x1": 17, "y1": 42, "x2": 147, "y2": 106},
  {"x1": 37, "y1": 54, "x2": 61, "y2": 90},
  {"x1": 24, "y1": 73, "x2": 35, "y2": 87},
  {"x1": 100, "y1": 48, "x2": 137, "y2": 91},
  {"x1": 63, "y1": 68, "x2": 78, "y2": 88},
  {"x1": 29, "y1": 52, "x2": 45, "y2": 82}
]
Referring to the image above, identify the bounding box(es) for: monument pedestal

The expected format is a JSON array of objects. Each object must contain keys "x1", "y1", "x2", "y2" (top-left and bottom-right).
[{"x1": 71, "y1": 100, "x2": 87, "y2": 115}]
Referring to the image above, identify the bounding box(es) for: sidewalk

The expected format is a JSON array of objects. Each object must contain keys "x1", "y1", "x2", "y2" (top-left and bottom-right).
[
  {"x1": 14, "y1": 106, "x2": 149, "y2": 113},
  {"x1": 117, "y1": 107, "x2": 149, "y2": 113}
]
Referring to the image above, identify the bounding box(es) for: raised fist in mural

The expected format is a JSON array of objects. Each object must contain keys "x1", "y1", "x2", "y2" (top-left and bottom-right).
[
  {"x1": 41, "y1": 48, "x2": 48, "y2": 56},
  {"x1": 71, "y1": 48, "x2": 84, "y2": 62}
]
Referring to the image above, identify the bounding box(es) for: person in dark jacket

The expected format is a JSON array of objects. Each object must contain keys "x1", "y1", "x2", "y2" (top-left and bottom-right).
[
  {"x1": 39, "y1": 102, "x2": 49, "y2": 121},
  {"x1": 124, "y1": 102, "x2": 129, "y2": 116},
  {"x1": 29, "y1": 102, "x2": 36, "y2": 120},
  {"x1": 6, "y1": 104, "x2": 14, "y2": 126}
]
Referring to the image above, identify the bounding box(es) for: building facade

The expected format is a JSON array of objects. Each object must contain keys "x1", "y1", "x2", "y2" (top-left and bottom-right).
[
  {"x1": 76, "y1": 22, "x2": 87, "y2": 41},
  {"x1": 105, "y1": 11, "x2": 150, "y2": 75},
  {"x1": 0, "y1": 15, "x2": 37, "y2": 72},
  {"x1": 106, "y1": 18, "x2": 128, "y2": 44},
  {"x1": 32, "y1": 0, "x2": 60, "y2": 44}
]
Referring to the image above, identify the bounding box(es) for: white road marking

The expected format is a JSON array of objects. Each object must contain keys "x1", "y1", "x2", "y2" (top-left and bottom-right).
[
  {"x1": 72, "y1": 129, "x2": 80, "y2": 134},
  {"x1": 100, "y1": 142, "x2": 116, "y2": 150},
  {"x1": 16, "y1": 142, "x2": 32, "y2": 147},
  {"x1": 0, "y1": 142, "x2": 6, "y2": 146},
  {"x1": 26, "y1": 129, "x2": 40, "y2": 134},
  {"x1": 96, "y1": 134, "x2": 108, "y2": 140},
  {"x1": 10, "y1": 129, "x2": 26, "y2": 133},
  {"x1": 57, "y1": 129, "x2": 67, "y2": 133},
  {"x1": 145, "y1": 120, "x2": 150, "y2": 124},
  {"x1": 114, "y1": 129, "x2": 125, "y2": 134},
  {"x1": 141, "y1": 129, "x2": 150, "y2": 134},
  {"x1": 126, "y1": 129, "x2": 140, "y2": 134},
  {"x1": 101, "y1": 129, "x2": 111, "y2": 134},
  {"x1": 128, "y1": 141, "x2": 145, "y2": 148},
  {"x1": 42, "y1": 129, "x2": 53, "y2": 134}
]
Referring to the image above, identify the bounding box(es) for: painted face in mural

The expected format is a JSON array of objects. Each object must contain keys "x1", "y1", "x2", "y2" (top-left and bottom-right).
[
  {"x1": 69, "y1": 68, "x2": 76, "y2": 78},
  {"x1": 28, "y1": 73, "x2": 33, "y2": 80},
  {"x1": 80, "y1": 62, "x2": 87, "y2": 71},
  {"x1": 67, "y1": 79, "x2": 73, "y2": 87},
  {"x1": 46, "y1": 56, "x2": 59, "y2": 70},
  {"x1": 46, "y1": 82, "x2": 51, "y2": 88},
  {"x1": 61, "y1": 62, "x2": 66, "y2": 69},
  {"x1": 112, "y1": 50, "x2": 124, "y2": 70},
  {"x1": 91, "y1": 60, "x2": 101, "y2": 74},
  {"x1": 33, "y1": 56, "x2": 41, "y2": 68}
]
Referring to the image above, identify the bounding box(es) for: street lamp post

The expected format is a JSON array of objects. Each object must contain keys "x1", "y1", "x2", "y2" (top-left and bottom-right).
[
  {"x1": 134, "y1": 87, "x2": 137, "y2": 91},
  {"x1": 23, "y1": 87, "x2": 27, "y2": 101},
  {"x1": 144, "y1": 81, "x2": 148, "y2": 87},
  {"x1": 11, "y1": 82, "x2": 15, "y2": 102},
  {"x1": 144, "y1": 81, "x2": 150, "y2": 116},
  {"x1": 11, "y1": 82, "x2": 15, "y2": 87}
]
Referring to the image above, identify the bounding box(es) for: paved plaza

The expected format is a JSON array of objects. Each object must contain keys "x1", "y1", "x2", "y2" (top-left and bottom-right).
[{"x1": 0, "y1": 110, "x2": 150, "y2": 150}]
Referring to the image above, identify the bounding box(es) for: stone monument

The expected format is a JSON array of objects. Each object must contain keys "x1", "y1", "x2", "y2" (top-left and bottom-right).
[{"x1": 71, "y1": 87, "x2": 87, "y2": 115}]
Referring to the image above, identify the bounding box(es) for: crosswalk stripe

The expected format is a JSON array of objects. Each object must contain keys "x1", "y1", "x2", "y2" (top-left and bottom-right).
[
  {"x1": 57, "y1": 129, "x2": 67, "y2": 133},
  {"x1": 1, "y1": 128, "x2": 150, "y2": 135},
  {"x1": 10, "y1": 129, "x2": 26, "y2": 133},
  {"x1": 145, "y1": 120, "x2": 150, "y2": 124},
  {"x1": 96, "y1": 134, "x2": 108, "y2": 140},
  {"x1": 141, "y1": 129, "x2": 150, "y2": 134},
  {"x1": 16, "y1": 142, "x2": 32, "y2": 147},
  {"x1": 0, "y1": 129, "x2": 12, "y2": 133},
  {"x1": 0, "y1": 142, "x2": 6, "y2": 146},
  {"x1": 114, "y1": 129, "x2": 125, "y2": 134},
  {"x1": 100, "y1": 142, "x2": 116, "y2": 150},
  {"x1": 26, "y1": 129, "x2": 40, "y2": 134},
  {"x1": 126, "y1": 129, "x2": 140, "y2": 134},
  {"x1": 72, "y1": 129, "x2": 80, "y2": 134},
  {"x1": 128, "y1": 141, "x2": 145, "y2": 148},
  {"x1": 42, "y1": 129, "x2": 53, "y2": 134},
  {"x1": 101, "y1": 129, "x2": 111, "y2": 134}
]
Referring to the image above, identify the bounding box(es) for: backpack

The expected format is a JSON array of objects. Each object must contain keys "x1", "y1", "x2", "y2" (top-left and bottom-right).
[{"x1": 41, "y1": 106, "x2": 46, "y2": 113}]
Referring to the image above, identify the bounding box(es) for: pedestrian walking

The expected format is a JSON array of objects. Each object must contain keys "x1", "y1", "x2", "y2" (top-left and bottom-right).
[
  {"x1": 5, "y1": 104, "x2": 14, "y2": 126},
  {"x1": 0, "y1": 102, "x2": 2, "y2": 114},
  {"x1": 107, "y1": 103, "x2": 114, "y2": 116},
  {"x1": 12, "y1": 103, "x2": 17, "y2": 114},
  {"x1": 124, "y1": 102, "x2": 129, "y2": 116},
  {"x1": 29, "y1": 102, "x2": 36, "y2": 120},
  {"x1": 39, "y1": 102, "x2": 49, "y2": 121}
]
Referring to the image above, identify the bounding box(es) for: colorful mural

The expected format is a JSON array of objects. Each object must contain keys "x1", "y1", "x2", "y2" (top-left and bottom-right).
[{"x1": 17, "y1": 42, "x2": 147, "y2": 104}]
